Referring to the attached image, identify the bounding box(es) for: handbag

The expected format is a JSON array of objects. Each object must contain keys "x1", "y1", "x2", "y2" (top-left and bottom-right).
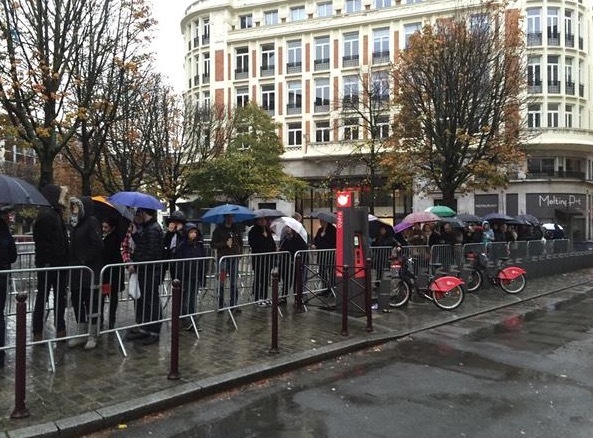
[{"x1": 128, "y1": 273, "x2": 141, "y2": 299}]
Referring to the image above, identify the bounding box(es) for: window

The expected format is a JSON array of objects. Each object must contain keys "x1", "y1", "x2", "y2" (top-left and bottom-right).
[
  {"x1": 404, "y1": 23, "x2": 421, "y2": 47},
  {"x1": 547, "y1": 8, "x2": 559, "y2": 39},
  {"x1": 547, "y1": 55, "x2": 559, "y2": 92},
  {"x1": 202, "y1": 19, "x2": 210, "y2": 44},
  {"x1": 527, "y1": 8, "x2": 542, "y2": 45},
  {"x1": 316, "y1": 121, "x2": 331, "y2": 143},
  {"x1": 343, "y1": 118, "x2": 359, "y2": 140},
  {"x1": 345, "y1": 0, "x2": 361, "y2": 13},
  {"x1": 203, "y1": 52, "x2": 210, "y2": 81},
  {"x1": 406, "y1": 0, "x2": 422, "y2": 4},
  {"x1": 287, "y1": 81, "x2": 302, "y2": 108},
  {"x1": 264, "y1": 10, "x2": 278, "y2": 25},
  {"x1": 565, "y1": 105, "x2": 573, "y2": 128},
  {"x1": 203, "y1": 91, "x2": 210, "y2": 108},
  {"x1": 470, "y1": 13, "x2": 489, "y2": 34},
  {"x1": 343, "y1": 32, "x2": 359, "y2": 60},
  {"x1": 236, "y1": 88, "x2": 249, "y2": 107},
  {"x1": 565, "y1": 57, "x2": 574, "y2": 94},
  {"x1": 375, "y1": 0, "x2": 391, "y2": 8},
  {"x1": 236, "y1": 47, "x2": 249, "y2": 74},
  {"x1": 547, "y1": 103, "x2": 559, "y2": 127},
  {"x1": 240, "y1": 14, "x2": 252, "y2": 29},
  {"x1": 527, "y1": 56, "x2": 541, "y2": 88},
  {"x1": 315, "y1": 78, "x2": 330, "y2": 107},
  {"x1": 371, "y1": 71, "x2": 389, "y2": 102},
  {"x1": 261, "y1": 44, "x2": 275, "y2": 73},
  {"x1": 565, "y1": 10, "x2": 574, "y2": 46},
  {"x1": 290, "y1": 6, "x2": 305, "y2": 21},
  {"x1": 528, "y1": 157, "x2": 554, "y2": 175},
  {"x1": 288, "y1": 123, "x2": 302, "y2": 146},
  {"x1": 315, "y1": 36, "x2": 330, "y2": 63},
  {"x1": 261, "y1": 85, "x2": 275, "y2": 112},
  {"x1": 373, "y1": 28, "x2": 390, "y2": 58},
  {"x1": 287, "y1": 40, "x2": 302, "y2": 68},
  {"x1": 376, "y1": 116, "x2": 390, "y2": 139},
  {"x1": 343, "y1": 76, "x2": 359, "y2": 105},
  {"x1": 528, "y1": 104, "x2": 541, "y2": 128},
  {"x1": 317, "y1": 2, "x2": 332, "y2": 17}
]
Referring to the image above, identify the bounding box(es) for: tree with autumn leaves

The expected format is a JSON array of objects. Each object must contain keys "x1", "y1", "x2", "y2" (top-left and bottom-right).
[{"x1": 385, "y1": 3, "x2": 526, "y2": 208}]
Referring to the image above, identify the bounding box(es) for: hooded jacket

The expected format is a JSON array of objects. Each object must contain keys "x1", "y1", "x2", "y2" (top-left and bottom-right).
[
  {"x1": 33, "y1": 184, "x2": 69, "y2": 267},
  {"x1": 69, "y1": 197, "x2": 103, "y2": 287}
]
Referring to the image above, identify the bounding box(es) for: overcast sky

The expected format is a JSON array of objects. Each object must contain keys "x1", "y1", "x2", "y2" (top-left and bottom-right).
[{"x1": 151, "y1": 0, "x2": 189, "y2": 92}]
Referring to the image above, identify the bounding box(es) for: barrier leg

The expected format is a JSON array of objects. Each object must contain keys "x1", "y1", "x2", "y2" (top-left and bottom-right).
[
  {"x1": 341, "y1": 266, "x2": 349, "y2": 337},
  {"x1": 168, "y1": 279, "x2": 181, "y2": 380},
  {"x1": 294, "y1": 255, "x2": 304, "y2": 313},
  {"x1": 11, "y1": 293, "x2": 29, "y2": 419},
  {"x1": 270, "y1": 270, "x2": 279, "y2": 354}
]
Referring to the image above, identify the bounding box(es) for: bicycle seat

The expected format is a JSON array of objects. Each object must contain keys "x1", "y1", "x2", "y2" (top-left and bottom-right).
[{"x1": 498, "y1": 256, "x2": 509, "y2": 261}]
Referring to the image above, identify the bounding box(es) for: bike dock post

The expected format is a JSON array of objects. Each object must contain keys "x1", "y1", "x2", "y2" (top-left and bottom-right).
[
  {"x1": 294, "y1": 254, "x2": 304, "y2": 313},
  {"x1": 270, "y1": 270, "x2": 279, "y2": 354},
  {"x1": 168, "y1": 279, "x2": 181, "y2": 381},
  {"x1": 364, "y1": 258, "x2": 373, "y2": 333},
  {"x1": 11, "y1": 292, "x2": 29, "y2": 419},
  {"x1": 341, "y1": 265, "x2": 349, "y2": 336}
]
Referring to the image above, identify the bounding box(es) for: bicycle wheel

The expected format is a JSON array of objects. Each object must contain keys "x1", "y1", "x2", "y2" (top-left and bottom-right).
[
  {"x1": 465, "y1": 268, "x2": 483, "y2": 293},
  {"x1": 432, "y1": 285, "x2": 464, "y2": 310},
  {"x1": 499, "y1": 273, "x2": 526, "y2": 294},
  {"x1": 389, "y1": 278, "x2": 411, "y2": 308}
]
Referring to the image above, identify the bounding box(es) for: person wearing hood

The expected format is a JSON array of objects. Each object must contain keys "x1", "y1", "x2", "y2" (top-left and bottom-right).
[
  {"x1": 175, "y1": 222, "x2": 207, "y2": 331},
  {"x1": 248, "y1": 216, "x2": 277, "y2": 306},
  {"x1": 67, "y1": 197, "x2": 103, "y2": 350},
  {"x1": 0, "y1": 205, "x2": 17, "y2": 366},
  {"x1": 481, "y1": 221, "x2": 495, "y2": 243},
  {"x1": 32, "y1": 184, "x2": 70, "y2": 342}
]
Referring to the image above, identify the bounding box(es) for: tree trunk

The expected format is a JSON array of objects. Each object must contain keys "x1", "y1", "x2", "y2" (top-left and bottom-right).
[
  {"x1": 168, "y1": 199, "x2": 177, "y2": 215},
  {"x1": 441, "y1": 186, "x2": 457, "y2": 210},
  {"x1": 38, "y1": 152, "x2": 55, "y2": 188}
]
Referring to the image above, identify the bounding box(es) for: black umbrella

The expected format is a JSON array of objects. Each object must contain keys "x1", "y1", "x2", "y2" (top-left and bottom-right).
[
  {"x1": 253, "y1": 208, "x2": 286, "y2": 219},
  {"x1": 482, "y1": 212, "x2": 514, "y2": 222},
  {"x1": 455, "y1": 213, "x2": 482, "y2": 223},
  {"x1": 311, "y1": 211, "x2": 337, "y2": 224},
  {"x1": 515, "y1": 214, "x2": 540, "y2": 225},
  {"x1": 439, "y1": 217, "x2": 466, "y2": 228},
  {"x1": 0, "y1": 175, "x2": 49, "y2": 207},
  {"x1": 368, "y1": 214, "x2": 395, "y2": 238}
]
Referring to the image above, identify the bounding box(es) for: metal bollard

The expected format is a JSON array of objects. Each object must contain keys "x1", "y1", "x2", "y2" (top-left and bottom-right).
[
  {"x1": 364, "y1": 258, "x2": 373, "y2": 333},
  {"x1": 11, "y1": 292, "x2": 29, "y2": 419},
  {"x1": 270, "y1": 270, "x2": 279, "y2": 354},
  {"x1": 168, "y1": 279, "x2": 181, "y2": 381},
  {"x1": 294, "y1": 255, "x2": 304, "y2": 312},
  {"x1": 341, "y1": 265, "x2": 349, "y2": 336}
]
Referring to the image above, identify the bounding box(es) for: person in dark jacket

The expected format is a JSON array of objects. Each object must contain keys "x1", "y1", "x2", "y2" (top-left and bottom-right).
[
  {"x1": 163, "y1": 210, "x2": 186, "y2": 282},
  {"x1": 176, "y1": 222, "x2": 207, "y2": 330},
  {"x1": 372, "y1": 225, "x2": 397, "y2": 281},
  {"x1": 100, "y1": 216, "x2": 125, "y2": 330},
  {"x1": 125, "y1": 208, "x2": 164, "y2": 345},
  {"x1": 32, "y1": 184, "x2": 69, "y2": 342},
  {"x1": 0, "y1": 205, "x2": 17, "y2": 366},
  {"x1": 211, "y1": 214, "x2": 243, "y2": 312},
  {"x1": 248, "y1": 217, "x2": 277, "y2": 305},
  {"x1": 311, "y1": 219, "x2": 336, "y2": 296},
  {"x1": 278, "y1": 226, "x2": 308, "y2": 300},
  {"x1": 67, "y1": 197, "x2": 103, "y2": 350}
]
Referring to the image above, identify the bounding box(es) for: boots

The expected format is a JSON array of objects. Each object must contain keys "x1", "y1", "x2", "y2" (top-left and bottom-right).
[
  {"x1": 67, "y1": 323, "x2": 88, "y2": 348},
  {"x1": 84, "y1": 325, "x2": 98, "y2": 350}
]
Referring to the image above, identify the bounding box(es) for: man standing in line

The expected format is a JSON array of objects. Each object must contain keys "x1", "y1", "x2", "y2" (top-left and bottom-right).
[
  {"x1": 211, "y1": 214, "x2": 243, "y2": 313},
  {"x1": 32, "y1": 184, "x2": 69, "y2": 341},
  {"x1": 0, "y1": 205, "x2": 17, "y2": 366}
]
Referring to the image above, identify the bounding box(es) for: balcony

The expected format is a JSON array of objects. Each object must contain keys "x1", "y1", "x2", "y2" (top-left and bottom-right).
[
  {"x1": 234, "y1": 68, "x2": 249, "y2": 80},
  {"x1": 372, "y1": 50, "x2": 390, "y2": 64},
  {"x1": 202, "y1": 35, "x2": 210, "y2": 45},
  {"x1": 193, "y1": 75, "x2": 199, "y2": 87},
  {"x1": 565, "y1": 81, "x2": 575, "y2": 95},
  {"x1": 263, "y1": 107, "x2": 275, "y2": 116},
  {"x1": 342, "y1": 54, "x2": 359, "y2": 68},
  {"x1": 526, "y1": 170, "x2": 585, "y2": 180},
  {"x1": 193, "y1": 37, "x2": 199, "y2": 48},
  {"x1": 286, "y1": 104, "x2": 302, "y2": 115},
  {"x1": 579, "y1": 37, "x2": 583, "y2": 50},
  {"x1": 547, "y1": 32, "x2": 560, "y2": 46},
  {"x1": 314, "y1": 104, "x2": 330, "y2": 113},
  {"x1": 314, "y1": 58, "x2": 330, "y2": 71},
  {"x1": 260, "y1": 65, "x2": 275, "y2": 77},
  {"x1": 527, "y1": 32, "x2": 542, "y2": 46},
  {"x1": 527, "y1": 80, "x2": 542, "y2": 94},
  {"x1": 565, "y1": 33, "x2": 575, "y2": 48},
  {"x1": 547, "y1": 81, "x2": 561, "y2": 94},
  {"x1": 342, "y1": 95, "x2": 359, "y2": 109},
  {"x1": 286, "y1": 62, "x2": 302, "y2": 74},
  {"x1": 579, "y1": 83, "x2": 584, "y2": 97},
  {"x1": 202, "y1": 73, "x2": 210, "y2": 84}
]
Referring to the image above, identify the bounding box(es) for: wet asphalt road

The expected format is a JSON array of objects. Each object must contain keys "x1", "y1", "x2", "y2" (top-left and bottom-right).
[{"x1": 89, "y1": 294, "x2": 593, "y2": 438}]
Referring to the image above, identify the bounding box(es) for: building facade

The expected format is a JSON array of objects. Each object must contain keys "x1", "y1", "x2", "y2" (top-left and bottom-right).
[{"x1": 180, "y1": 0, "x2": 593, "y2": 240}]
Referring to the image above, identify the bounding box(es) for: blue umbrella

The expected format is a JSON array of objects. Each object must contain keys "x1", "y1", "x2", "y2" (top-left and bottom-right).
[
  {"x1": 201, "y1": 204, "x2": 255, "y2": 224},
  {"x1": 108, "y1": 191, "x2": 165, "y2": 210},
  {"x1": 481, "y1": 212, "x2": 514, "y2": 222}
]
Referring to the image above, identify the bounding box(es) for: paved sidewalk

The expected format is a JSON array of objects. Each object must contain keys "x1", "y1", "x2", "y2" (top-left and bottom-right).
[{"x1": 2, "y1": 268, "x2": 593, "y2": 437}]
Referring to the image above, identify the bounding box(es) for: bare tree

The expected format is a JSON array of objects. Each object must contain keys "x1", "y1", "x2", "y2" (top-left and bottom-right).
[{"x1": 385, "y1": 3, "x2": 526, "y2": 208}]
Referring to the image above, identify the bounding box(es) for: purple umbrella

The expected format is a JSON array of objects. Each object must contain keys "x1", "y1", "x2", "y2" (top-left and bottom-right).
[{"x1": 393, "y1": 221, "x2": 413, "y2": 234}]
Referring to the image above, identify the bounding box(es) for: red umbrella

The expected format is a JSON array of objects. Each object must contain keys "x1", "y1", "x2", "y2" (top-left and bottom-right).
[{"x1": 403, "y1": 211, "x2": 440, "y2": 224}]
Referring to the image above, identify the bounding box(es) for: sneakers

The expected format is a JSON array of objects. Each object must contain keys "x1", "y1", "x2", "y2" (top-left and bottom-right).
[
  {"x1": 84, "y1": 336, "x2": 98, "y2": 350},
  {"x1": 181, "y1": 321, "x2": 193, "y2": 331},
  {"x1": 68, "y1": 336, "x2": 87, "y2": 348}
]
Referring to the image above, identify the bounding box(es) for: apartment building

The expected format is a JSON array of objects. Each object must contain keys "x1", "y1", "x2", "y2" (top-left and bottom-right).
[{"x1": 180, "y1": 0, "x2": 593, "y2": 240}]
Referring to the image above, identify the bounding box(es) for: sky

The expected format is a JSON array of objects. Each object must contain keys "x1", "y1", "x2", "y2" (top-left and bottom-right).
[{"x1": 151, "y1": 0, "x2": 189, "y2": 92}]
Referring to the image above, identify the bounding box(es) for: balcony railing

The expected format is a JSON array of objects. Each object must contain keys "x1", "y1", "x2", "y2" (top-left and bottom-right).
[
  {"x1": 202, "y1": 35, "x2": 210, "y2": 45},
  {"x1": 193, "y1": 75, "x2": 199, "y2": 87},
  {"x1": 372, "y1": 50, "x2": 390, "y2": 64},
  {"x1": 260, "y1": 65, "x2": 275, "y2": 77},
  {"x1": 547, "y1": 81, "x2": 561, "y2": 94},
  {"x1": 263, "y1": 107, "x2": 275, "y2": 116},
  {"x1": 342, "y1": 54, "x2": 359, "y2": 68},
  {"x1": 565, "y1": 81, "x2": 575, "y2": 95},
  {"x1": 528, "y1": 81, "x2": 542, "y2": 94},
  {"x1": 314, "y1": 104, "x2": 330, "y2": 113},
  {"x1": 547, "y1": 32, "x2": 560, "y2": 46},
  {"x1": 193, "y1": 37, "x2": 199, "y2": 48},
  {"x1": 286, "y1": 61, "x2": 302, "y2": 74},
  {"x1": 565, "y1": 33, "x2": 575, "y2": 48},
  {"x1": 579, "y1": 37, "x2": 583, "y2": 50},
  {"x1": 527, "y1": 32, "x2": 542, "y2": 46},
  {"x1": 579, "y1": 83, "x2": 584, "y2": 97},
  {"x1": 342, "y1": 96, "x2": 360, "y2": 108},
  {"x1": 286, "y1": 104, "x2": 302, "y2": 115},
  {"x1": 314, "y1": 58, "x2": 330, "y2": 71},
  {"x1": 526, "y1": 170, "x2": 585, "y2": 180},
  {"x1": 202, "y1": 73, "x2": 210, "y2": 84},
  {"x1": 235, "y1": 68, "x2": 249, "y2": 80}
]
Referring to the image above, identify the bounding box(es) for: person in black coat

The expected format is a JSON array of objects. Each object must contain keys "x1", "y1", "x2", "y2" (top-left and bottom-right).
[
  {"x1": 32, "y1": 184, "x2": 69, "y2": 341},
  {"x1": 248, "y1": 217, "x2": 277, "y2": 305},
  {"x1": 100, "y1": 216, "x2": 125, "y2": 330},
  {"x1": 0, "y1": 205, "x2": 17, "y2": 366},
  {"x1": 278, "y1": 226, "x2": 308, "y2": 300},
  {"x1": 67, "y1": 197, "x2": 103, "y2": 350},
  {"x1": 176, "y1": 222, "x2": 207, "y2": 330},
  {"x1": 311, "y1": 219, "x2": 337, "y2": 295},
  {"x1": 372, "y1": 225, "x2": 396, "y2": 280}
]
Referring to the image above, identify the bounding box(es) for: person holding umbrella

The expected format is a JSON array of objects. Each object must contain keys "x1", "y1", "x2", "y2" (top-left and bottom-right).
[
  {"x1": 0, "y1": 205, "x2": 17, "y2": 367},
  {"x1": 248, "y1": 216, "x2": 276, "y2": 306},
  {"x1": 311, "y1": 217, "x2": 336, "y2": 296},
  {"x1": 32, "y1": 184, "x2": 69, "y2": 342},
  {"x1": 211, "y1": 214, "x2": 243, "y2": 312}
]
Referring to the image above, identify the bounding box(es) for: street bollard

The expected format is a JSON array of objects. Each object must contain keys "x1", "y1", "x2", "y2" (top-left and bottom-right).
[
  {"x1": 11, "y1": 292, "x2": 29, "y2": 419},
  {"x1": 364, "y1": 258, "x2": 373, "y2": 333},
  {"x1": 270, "y1": 270, "x2": 279, "y2": 354},
  {"x1": 294, "y1": 255, "x2": 304, "y2": 312},
  {"x1": 168, "y1": 279, "x2": 181, "y2": 381},
  {"x1": 341, "y1": 265, "x2": 349, "y2": 336}
]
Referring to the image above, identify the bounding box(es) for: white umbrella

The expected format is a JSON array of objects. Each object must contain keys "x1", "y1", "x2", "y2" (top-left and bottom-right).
[
  {"x1": 542, "y1": 223, "x2": 563, "y2": 231},
  {"x1": 270, "y1": 217, "x2": 308, "y2": 243}
]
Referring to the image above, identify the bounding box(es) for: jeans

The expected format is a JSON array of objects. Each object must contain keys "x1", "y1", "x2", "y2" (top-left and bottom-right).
[
  {"x1": 136, "y1": 264, "x2": 162, "y2": 335},
  {"x1": 32, "y1": 269, "x2": 67, "y2": 335},
  {"x1": 218, "y1": 258, "x2": 238, "y2": 309}
]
